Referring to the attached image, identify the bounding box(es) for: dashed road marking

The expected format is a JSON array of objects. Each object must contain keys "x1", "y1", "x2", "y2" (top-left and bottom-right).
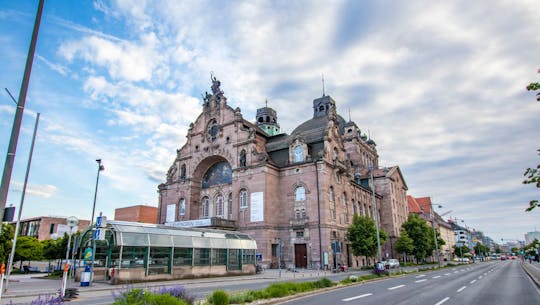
[
  {"x1": 415, "y1": 279, "x2": 427, "y2": 283},
  {"x1": 470, "y1": 279, "x2": 476, "y2": 284},
  {"x1": 434, "y1": 297, "x2": 450, "y2": 305},
  {"x1": 457, "y1": 286, "x2": 467, "y2": 293},
  {"x1": 433, "y1": 275, "x2": 441, "y2": 279},
  {"x1": 342, "y1": 293, "x2": 372, "y2": 301},
  {"x1": 388, "y1": 284, "x2": 406, "y2": 290},
  {"x1": 444, "y1": 273, "x2": 451, "y2": 276},
  {"x1": 478, "y1": 275, "x2": 483, "y2": 279},
  {"x1": 416, "y1": 274, "x2": 426, "y2": 278}
]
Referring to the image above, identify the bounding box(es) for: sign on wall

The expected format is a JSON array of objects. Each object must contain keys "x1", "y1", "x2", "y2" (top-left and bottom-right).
[
  {"x1": 166, "y1": 204, "x2": 176, "y2": 222},
  {"x1": 250, "y1": 192, "x2": 264, "y2": 222}
]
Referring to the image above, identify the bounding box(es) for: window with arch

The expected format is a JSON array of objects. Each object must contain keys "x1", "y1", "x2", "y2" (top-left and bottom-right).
[
  {"x1": 202, "y1": 197, "x2": 210, "y2": 218},
  {"x1": 239, "y1": 189, "x2": 248, "y2": 209},
  {"x1": 215, "y1": 194, "x2": 224, "y2": 217},
  {"x1": 227, "y1": 193, "x2": 233, "y2": 219},
  {"x1": 202, "y1": 161, "x2": 232, "y2": 189},
  {"x1": 179, "y1": 198, "x2": 186, "y2": 216},
  {"x1": 240, "y1": 149, "x2": 247, "y2": 167},
  {"x1": 329, "y1": 186, "x2": 336, "y2": 219},
  {"x1": 180, "y1": 164, "x2": 186, "y2": 179},
  {"x1": 295, "y1": 186, "x2": 306, "y2": 201},
  {"x1": 329, "y1": 186, "x2": 335, "y2": 202}
]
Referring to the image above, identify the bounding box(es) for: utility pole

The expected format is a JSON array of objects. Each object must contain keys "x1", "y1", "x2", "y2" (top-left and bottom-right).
[{"x1": 0, "y1": 0, "x2": 44, "y2": 222}]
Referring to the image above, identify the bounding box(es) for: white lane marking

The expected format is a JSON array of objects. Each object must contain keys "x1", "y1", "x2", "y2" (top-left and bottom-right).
[
  {"x1": 388, "y1": 284, "x2": 406, "y2": 290},
  {"x1": 415, "y1": 279, "x2": 427, "y2": 283},
  {"x1": 470, "y1": 279, "x2": 477, "y2": 284},
  {"x1": 433, "y1": 275, "x2": 441, "y2": 279},
  {"x1": 416, "y1": 274, "x2": 426, "y2": 278},
  {"x1": 454, "y1": 271, "x2": 459, "y2": 274},
  {"x1": 342, "y1": 293, "x2": 372, "y2": 301},
  {"x1": 435, "y1": 297, "x2": 450, "y2": 305},
  {"x1": 444, "y1": 273, "x2": 451, "y2": 276},
  {"x1": 457, "y1": 286, "x2": 467, "y2": 293},
  {"x1": 478, "y1": 275, "x2": 483, "y2": 279}
]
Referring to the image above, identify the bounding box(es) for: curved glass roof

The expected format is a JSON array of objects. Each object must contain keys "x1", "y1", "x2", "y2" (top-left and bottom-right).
[{"x1": 102, "y1": 220, "x2": 257, "y2": 249}]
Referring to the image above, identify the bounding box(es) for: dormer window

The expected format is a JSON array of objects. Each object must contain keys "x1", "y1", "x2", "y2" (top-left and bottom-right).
[{"x1": 294, "y1": 145, "x2": 304, "y2": 162}]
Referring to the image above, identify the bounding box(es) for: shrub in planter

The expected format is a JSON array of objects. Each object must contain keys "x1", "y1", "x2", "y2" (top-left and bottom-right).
[{"x1": 208, "y1": 290, "x2": 229, "y2": 305}]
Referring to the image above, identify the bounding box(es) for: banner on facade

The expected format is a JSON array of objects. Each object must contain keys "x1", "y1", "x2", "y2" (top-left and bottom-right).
[{"x1": 250, "y1": 192, "x2": 264, "y2": 222}]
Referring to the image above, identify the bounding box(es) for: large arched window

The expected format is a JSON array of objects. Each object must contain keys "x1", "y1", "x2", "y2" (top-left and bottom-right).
[
  {"x1": 295, "y1": 186, "x2": 306, "y2": 201},
  {"x1": 239, "y1": 189, "x2": 248, "y2": 208},
  {"x1": 215, "y1": 194, "x2": 224, "y2": 217},
  {"x1": 202, "y1": 197, "x2": 210, "y2": 218},
  {"x1": 179, "y1": 198, "x2": 186, "y2": 216},
  {"x1": 202, "y1": 162, "x2": 232, "y2": 189}
]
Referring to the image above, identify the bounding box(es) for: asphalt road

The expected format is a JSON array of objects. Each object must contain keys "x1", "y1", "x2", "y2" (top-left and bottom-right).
[{"x1": 279, "y1": 261, "x2": 540, "y2": 305}]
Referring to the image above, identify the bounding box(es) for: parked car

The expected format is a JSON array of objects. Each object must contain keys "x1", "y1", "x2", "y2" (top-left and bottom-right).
[{"x1": 384, "y1": 259, "x2": 400, "y2": 268}]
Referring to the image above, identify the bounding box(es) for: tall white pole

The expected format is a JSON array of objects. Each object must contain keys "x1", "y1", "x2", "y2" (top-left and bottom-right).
[{"x1": 4, "y1": 113, "x2": 40, "y2": 293}]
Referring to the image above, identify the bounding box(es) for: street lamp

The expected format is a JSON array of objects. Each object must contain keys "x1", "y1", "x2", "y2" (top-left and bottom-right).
[
  {"x1": 90, "y1": 159, "x2": 104, "y2": 285},
  {"x1": 90, "y1": 159, "x2": 104, "y2": 226}
]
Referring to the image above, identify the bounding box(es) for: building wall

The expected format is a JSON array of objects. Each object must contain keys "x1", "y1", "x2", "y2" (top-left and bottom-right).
[
  {"x1": 14, "y1": 216, "x2": 90, "y2": 241},
  {"x1": 157, "y1": 79, "x2": 408, "y2": 269},
  {"x1": 115, "y1": 205, "x2": 158, "y2": 224}
]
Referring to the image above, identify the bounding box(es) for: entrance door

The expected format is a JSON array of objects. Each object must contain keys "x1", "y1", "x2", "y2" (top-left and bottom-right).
[{"x1": 294, "y1": 244, "x2": 307, "y2": 268}]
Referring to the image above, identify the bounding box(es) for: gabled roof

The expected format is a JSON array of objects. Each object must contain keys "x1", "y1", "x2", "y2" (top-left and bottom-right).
[
  {"x1": 415, "y1": 197, "x2": 432, "y2": 214},
  {"x1": 407, "y1": 195, "x2": 423, "y2": 214}
]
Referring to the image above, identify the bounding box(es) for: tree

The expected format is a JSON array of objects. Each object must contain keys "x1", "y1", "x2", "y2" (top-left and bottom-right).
[
  {"x1": 524, "y1": 69, "x2": 540, "y2": 211},
  {"x1": 0, "y1": 224, "x2": 14, "y2": 264},
  {"x1": 454, "y1": 244, "x2": 470, "y2": 258},
  {"x1": 474, "y1": 242, "x2": 489, "y2": 257},
  {"x1": 14, "y1": 236, "x2": 43, "y2": 268},
  {"x1": 348, "y1": 214, "x2": 387, "y2": 261},
  {"x1": 401, "y1": 214, "x2": 434, "y2": 263},
  {"x1": 394, "y1": 231, "x2": 414, "y2": 258}
]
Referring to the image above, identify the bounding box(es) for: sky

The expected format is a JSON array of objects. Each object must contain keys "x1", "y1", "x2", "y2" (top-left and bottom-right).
[{"x1": 0, "y1": 0, "x2": 539, "y2": 243}]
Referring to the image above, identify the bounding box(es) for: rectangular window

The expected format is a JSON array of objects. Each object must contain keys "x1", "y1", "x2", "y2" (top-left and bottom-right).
[
  {"x1": 120, "y1": 246, "x2": 146, "y2": 268},
  {"x1": 296, "y1": 230, "x2": 304, "y2": 238},
  {"x1": 149, "y1": 247, "x2": 170, "y2": 275},
  {"x1": 193, "y1": 248, "x2": 210, "y2": 266},
  {"x1": 173, "y1": 248, "x2": 192, "y2": 266},
  {"x1": 49, "y1": 223, "x2": 55, "y2": 234},
  {"x1": 211, "y1": 248, "x2": 227, "y2": 265}
]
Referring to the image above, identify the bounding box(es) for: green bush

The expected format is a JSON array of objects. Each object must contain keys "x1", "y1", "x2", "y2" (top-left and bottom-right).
[
  {"x1": 111, "y1": 288, "x2": 188, "y2": 305},
  {"x1": 208, "y1": 290, "x2": 229, "y2": 305}
]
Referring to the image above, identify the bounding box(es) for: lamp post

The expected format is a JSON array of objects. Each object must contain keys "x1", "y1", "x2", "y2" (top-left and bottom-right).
[
  {"x1": 90, "y1": 159, "x2": 104, "y2": 285},
  {"x1": 369, "y1": 163, "x2": 382, "y2": 263},
  {"x1": 90, "y1": 159, "x2": 104, "y2": 226}
]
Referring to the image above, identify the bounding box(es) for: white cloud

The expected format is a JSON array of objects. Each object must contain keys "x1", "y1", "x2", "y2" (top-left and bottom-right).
[{"x1": 10, "y1": 182, "x2": 57, "y2": 198}]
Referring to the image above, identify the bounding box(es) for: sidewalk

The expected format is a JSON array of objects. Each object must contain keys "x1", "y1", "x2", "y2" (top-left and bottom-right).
[
  {"x1": 0, "y1": 268, "x2": 352, "y2": 304},
  {"x1": 522, "y1": 260, "x2": 540, "y2": 287}
]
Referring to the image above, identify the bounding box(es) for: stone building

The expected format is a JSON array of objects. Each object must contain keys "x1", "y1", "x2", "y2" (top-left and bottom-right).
[
  {"x1": 12, "y1": 216, "x2": 90, "y2": 241},
  {"x1": 157, "y1": 77, "x2": 408, "y2": 269}
]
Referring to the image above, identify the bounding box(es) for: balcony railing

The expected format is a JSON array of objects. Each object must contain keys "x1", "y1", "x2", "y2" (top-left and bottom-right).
[{"x1": 210, "y1": 217, "x2": 237, "y2": 229}]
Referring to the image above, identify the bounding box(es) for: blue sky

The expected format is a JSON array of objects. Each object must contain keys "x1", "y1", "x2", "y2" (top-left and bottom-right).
[{"x1": 0, "y1": 0, "x2": 539, "y2": 243}]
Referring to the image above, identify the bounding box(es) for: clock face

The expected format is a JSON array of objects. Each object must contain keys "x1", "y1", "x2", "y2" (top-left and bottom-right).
[{"x1": 294, "y1": 145, "x2": 303, "y2": 161}]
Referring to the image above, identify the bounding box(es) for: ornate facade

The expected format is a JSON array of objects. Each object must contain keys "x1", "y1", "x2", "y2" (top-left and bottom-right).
[{"x1": 158, "y1": 77, "x2": 408, "y2": 269}]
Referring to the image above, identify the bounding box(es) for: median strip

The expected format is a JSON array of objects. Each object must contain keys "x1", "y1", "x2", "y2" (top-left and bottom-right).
[{"x1": 342, "y1": 293, "x2": 373, "y2": 301}]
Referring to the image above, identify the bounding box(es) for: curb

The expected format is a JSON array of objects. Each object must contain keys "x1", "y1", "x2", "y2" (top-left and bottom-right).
[{"x1": 521, "y1": 262, "x2": 540, "y2": 288}]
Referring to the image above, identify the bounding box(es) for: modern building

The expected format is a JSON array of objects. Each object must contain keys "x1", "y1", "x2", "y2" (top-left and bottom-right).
[
  {"x1": 12, "y1": 216, "x2": 90, "y2": 241},
  {"x1": 157, "y1": 77, "x2": 408, "y2": 269},
  {"x1": 114, "y1": 205, "x2": 158, "y2": 224},
  {"x1": 525, "y1": 231, "x2": 540, "y2": 244}
]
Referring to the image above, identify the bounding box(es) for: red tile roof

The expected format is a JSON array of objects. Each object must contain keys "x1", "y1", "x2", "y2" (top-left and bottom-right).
[
  {"x1": 407, "y1": 195, "x2": 423, "y2": 214},
  {"x1": 415, "y1": 197, "x2": 432, "y2": 214}
]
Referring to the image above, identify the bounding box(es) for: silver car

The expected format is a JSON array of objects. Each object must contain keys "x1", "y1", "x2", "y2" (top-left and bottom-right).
[{"x1": 385, "y1": 259, "x2": 400, "y2": 268}]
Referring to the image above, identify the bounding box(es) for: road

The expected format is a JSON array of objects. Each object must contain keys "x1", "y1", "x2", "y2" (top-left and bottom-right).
[{"x1": 279, "y1": 261, "x2": 540, "y2": 305}]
